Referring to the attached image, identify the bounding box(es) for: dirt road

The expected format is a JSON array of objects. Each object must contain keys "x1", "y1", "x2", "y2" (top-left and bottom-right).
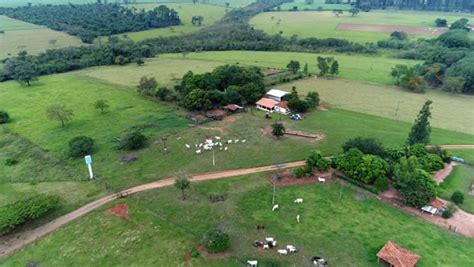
[{"x1": 0, "y1": 161, "x2": 305, "y2": 258}]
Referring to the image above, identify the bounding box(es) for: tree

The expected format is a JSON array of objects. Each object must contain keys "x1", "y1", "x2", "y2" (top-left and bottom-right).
[
  {"x1": 349, "y1": 7, "x2": 359, "y2": 16},
  {"x1": 135, "y1": 57, "x2": 145, "y2": 66},
  {"x1": 306, "y1": 150, "x2": 330, "y2": 172},
  {"x1": 438, "y1": 30, "x2": 471, "y2": 48},
  {"x1": 202, "y1": 229, "x2": 230, "y2": 253},
  {"x1": 435, "y1": 18, "x2": 447, "y2": 27},
  {"x1": 46, "y1": 105, "x2": 73, "y2": 127},
  {"x1": 446, "y1": 54, "x2": 474, "y2": 94},
  {"x1": 449, "y1": 18, "x2": 470, "y2": 31},
  {"x1": 342, "y1": 137, "x2": 386, "y2": 157},
  {"x1": 317, "y1": 56, "x2": 330, "y2": 76},
  {"x1": 305, "y1": 91, "x2": 320, "y2": 107},
  {"x1": 94, "y1": 99, "x2": 109, "y2": 113},
  {"x1": 407, "y1": 100, "x2": 432, "y2": 145},
  {"x1": 0, "y1": 111, "x2": 10, "y2": 124},
  {"x1": 183, "y1": 89, "x2": 212, "y2": 111},
  {"x1": 288, "y1": 98, "x2": 308, "y2": 113},
  {"x1": 271, "y1": 123, "x2": 285, "y2": 139},
  {"x1": 390, "y1": 65, "x2": 409, "y2": 85},
  {"x1": 451, "y1": 191, "x2": 464, "y2": 204},
  {"x1": 5, "y1": 59, "x2": 38, "y2": 86},
  {"x1": 287, "y1": 60, "x2": 300, "y2": 74},
  {"x1": 330, "y1": 60, "x2": 339, "y2": 76},
  {"x1": 137, "y1": 76, "x2": 157, "y2": 95},
  {"x1": 442, "y1": 76, "x2": 465, "y2": 94},
  {"x1": 191, "y1": 15, "x2": 204, "y2": 26},
  {"x1": 390, "y1": 31, "x2": 408, "y2": 41},
  {"x1": 119, "y1": 131, "x2": 147, "y2": 150},
  {"x1": 303, "y1": 63, "x2": 308, "y2": 74},
  {"x1": 333, "y1": 9, "x2": 343, "y2": 16},
  {"x1": 68, "y1": 136, "x2": 94, "y2": 158},
  {"x1": 174, "y1": 173, "x2": 190, "y2": 200}
]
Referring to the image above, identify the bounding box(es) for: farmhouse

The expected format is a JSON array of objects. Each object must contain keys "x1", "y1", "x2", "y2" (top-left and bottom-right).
[
  {"x1": 377, "y1": 241, "x2": 420, "y2": 267},
  {"x1": 256, "y1": 89, "x2": 290, "y2": 114}
]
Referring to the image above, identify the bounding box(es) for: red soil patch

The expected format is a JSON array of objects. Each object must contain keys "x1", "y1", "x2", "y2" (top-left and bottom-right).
[
  {"x1": 183, "y1": 252, "x2": 192, "y2": 262},
  {"x1": 105, "y1": 203, "x2": 129, "y2": 219},
  {"x1": 336, "y1": 23, "x2": 448, "y2": 36},
  {"x1": 316, "y1": 103, "x2": 329, "y2": 111},
  {"x1": 266, "y1": 169, "x2": 333, "y2": 187},
  {"x1": 433, "y1": 162, "x2": 459, "y2": 184},
  {"x1": 194, "y1": 243, "x2": 230, "y2": 259}
]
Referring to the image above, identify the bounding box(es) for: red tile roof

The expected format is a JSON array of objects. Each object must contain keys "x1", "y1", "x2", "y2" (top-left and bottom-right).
[
  {"x1": 224, "y1": 104, "x2": 242, "y2": 111},
  {"x1": 430, "y1": 198, "x2": 445, "y2": 209},
  {"x1": 377, "y1": 241, "x2": 420, "y2": 267},
  {"x1": 276, "y1": 101, "x2": 288, "y2": 109},
  {"x1": 256, "y1": 98, "x2": 279, "y2": 109}
]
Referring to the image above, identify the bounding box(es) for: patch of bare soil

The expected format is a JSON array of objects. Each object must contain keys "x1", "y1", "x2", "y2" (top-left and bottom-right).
[
  {"x1": 105, "y1": 203, "x2": 129, "y2": 219},
  {"x1": 194, "y1": 243, "x2": 230, "y2": 260},
  {"x1": 261, "y1": 127, "x2": 325, "y2": 142},
  {"x1": 433, "y1": 162, "x2": 459, "y2": 184},
  {"x1": 196, "y1": 114, "x2": 242, "y2": 135},
  {"x1": 266, "y1": 169, "x2": 333, "y2": 187},
  {"x1": 183, "y1": 252, "x2": 192, "y2": 262},
  {"x1": 336, "y1": 23, "x2": 448, "y2": 36},
  {"x1": 316, "y1": 103, "x2": 329, "y2": 111}
]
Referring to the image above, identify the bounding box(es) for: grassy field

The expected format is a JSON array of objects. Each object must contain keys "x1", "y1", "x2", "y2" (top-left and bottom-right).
[
  {"x1": 96, "y1": 3, "x2": 227, "y2": 42},
  {"x1": 250, "y1": 10, "x2": 474, "y2": 43},
  {"x1": 278, "y1": 77, "x2": 474, "y2": 135},
  {"x1": 0, "y1": 16, "x2": 84, "y2": 59},
  {"x1": 3, "y1": 174, "x2": 474, "y2": 266},
  {"x1": 277, "y1": 0, "x2": 351, "y2": 11},
  {"x1": 439, "y1": 164, "x2": 474, "y2": 214},
  {"x1": 0, "y1": 0, "x2": 254, "y2": 8},
  {"x1": 161, "y1": 51, "x2": 420, "y2": 85},
  {"x1": 79, "y1": 58, "x2": 222, "y2": 88}
]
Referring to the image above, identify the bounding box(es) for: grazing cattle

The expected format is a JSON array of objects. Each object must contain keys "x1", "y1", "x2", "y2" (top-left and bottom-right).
[
  {"x1": 215, "y1": 136, "x2": 221, "y2": 140},
  {"x1": 196, "y1": 150, "x2": 201, "y2": 154},
  {"x1": 272, "y1": 204, "x2": 279, "y2": 211},
  {"x1": 263, "y1": 244, "x2": 269, "y2": 250},
  {"x1": 224, "y1": 147, "x2": 228, "y2": 151},
  {"x1": 265, "y1": 237, "x2": 274, "y2": 243},
  {"x1": 296, "y1": 215, "x2": 300, "y2": 223},
  {"x1": 277, "y1": 249, "x2": 288, "y2": 255},
  {"x1": 242, "y1": 139, "x2": 246, "y2": 143},
  {"x1": 256, "y1": 224, "x2": 265, "y2": 230},
  {"x1": 253, "y1": 240, "x2": 264, "y2": 247},
  {"x1": 247, "y1": 260, "x2": 258, "y2": 267},
  {"x1": 269, "y1": 240, "x2": 277, "y2": 247},
  {"x1": 286, "y1": 245, "x2": 298, "y2": 253},
  {"x1": 294, "y1": 198, "x2": 303, "y2": 204},
  {"x1": 194, "y1": 144, "x2": 198, "y2": 148},
  {"x1": 318, "y1": 177, "x2": 326, "y2": 183},
  {"x1": 199, "y1": 143, "x2": 203, "y2": 148},
  {"x1": 312, "y1": 256, "x2": 328, "y2": 266},
  {"x1": 185, "y1": 144, "x2": 190, "y2": 149},
  {"x1": 219, "y1": 142, "x2": 223, "y2": 147},
  {"x1": 227, "y1": 140, "x2": 233, "y2": 144},
  {"x1": 176, "y1": 137, "x2": 182, "y2": 140},
  {"x1": 234, "y1": 139, "x2": 239, "y2": 143}
]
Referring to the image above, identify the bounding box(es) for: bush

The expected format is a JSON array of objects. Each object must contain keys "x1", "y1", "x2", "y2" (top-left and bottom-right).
[
  {"x1": 342, "y1": 137, "x2": 386, "y2": 157},
  {"x1": 293, "y1": 166, "x2": 308, "y2": 178},
  {"x1": 4, "y1": 157, "x2": 18, "y2": 166},
  {"x1": 0, "y1": 193, "x2": 59, "y2": 233},
  {"x1": 202, "y1": 229, "x2": 230, "y2": 253},
  {"x1": 442, "y1": 209, "x2": 453, "y2": 219},
  {"x1": 374, "y1": 176, "x2": 389, "y2": 192},
  {"x1": 451, "y1": 191, "x2": 464, "y2": 204},
  {"x1": 0, "y1": 111, "x2": 10, "y2": 124},
  {"x1": 68, "y1": 136, "x2": 94, "y2": 158},
  {"x1": 119, "y1": 131, "x2": 147, "y2": 150},
  {"x1": 191, "y1": 247, "x2": 200, "y2": 258}
]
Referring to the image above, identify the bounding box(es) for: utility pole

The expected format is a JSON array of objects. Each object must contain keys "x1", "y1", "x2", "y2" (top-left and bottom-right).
[
  {"x1": 212, "y1": 149, "x2": 215, "y2": 166},
  {"x1": 272, "y1": 175, "x2": 276, "y2": 206}
]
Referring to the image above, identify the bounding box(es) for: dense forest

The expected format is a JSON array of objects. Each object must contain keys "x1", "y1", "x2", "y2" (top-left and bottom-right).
[
  {"x1": 0, "y1": 3, "x2": 180, "y2": 43},
  {"x1": 352, "y1": 0, "x2": 474, "y2": 12}
]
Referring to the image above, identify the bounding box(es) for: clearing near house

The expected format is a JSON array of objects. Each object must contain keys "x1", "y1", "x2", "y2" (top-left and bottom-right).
[
  {"x1": 161, "y1": 51, "x2": 420, "y2": 85},
  {"x1": 250, "y1": 10, "x2": 474, "y2": 43},
  {"x1": 2, "y1": 174, "x2": 473, "y2": 266},
  {"x1": 0, "y1": 15, "x2": 83, "y2": 59}
]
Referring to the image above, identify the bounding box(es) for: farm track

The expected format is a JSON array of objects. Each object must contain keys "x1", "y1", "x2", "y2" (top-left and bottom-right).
[{"x1": 0, "y1": 145, "x2": 472, "y2": 258}]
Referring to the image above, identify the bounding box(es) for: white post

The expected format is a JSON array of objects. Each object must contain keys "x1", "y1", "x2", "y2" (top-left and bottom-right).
[
  {"x1": 212, "y1": 149, "x2": 215, "y2": 166},
  {"x1": 87, "y1": 164, "x2": 94, "y2": 179}
]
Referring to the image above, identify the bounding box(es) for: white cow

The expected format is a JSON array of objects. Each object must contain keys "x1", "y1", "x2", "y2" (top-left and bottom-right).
[
  {"x1": 227, "y1": 140, "x2": 233, "y2": 144},
  {"x1": 224, "y1": 147, "x2": 228, "y2": 151},
  {"x1": 185, "y1": 144, "x2": 191, "y2": 149},
  {"x1": 318, "y1": 177, "x2": 326, "y2": 183},
  {"x1": 296, "y1": 215, "x2": 300, "y2": 223},
  {"x1": 242, "y1": 139, "x2": 247, "y2": 143},
  {"x1": 277, "y1": 249, "x2": 288, "y2": 255},
  {"x1": 265, "y1": 237, "x2": 274, "y2": 243},
  {"x1": 247, "y1": 260, "x2": 258, "y2": 267},
  {"x1": 199, "y1": 143, "x2": 203, "y2": 148},
  {"x1": 263, "y1": 244, "x2": 269, "y2": 250},
  {"x1": 215, "y1": 136, "x2": 221, "y2": 140},
  {"x1": 286, "y1": 245, "x2": 298, "y2": 253},
  {"x1": 234, "y1": 139, "x2": 239, "y2": 143},
  {"x1": 294, "y1": 198, "x2": 303, "y2": 204},
  {"x1": 196, "y1": 150, "x2": 201, "y2": 154},
  {"x1": 272, "y1": 204, "x2": 279, "y2": 211}
]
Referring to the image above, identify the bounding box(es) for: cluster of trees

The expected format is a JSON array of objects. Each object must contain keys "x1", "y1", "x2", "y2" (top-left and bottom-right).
[
  {"x1": 285, "y1": 87, "x2": 320, "y2": 113},
  {"x1": 354, "y1": 0, "x2": 474, "y2": 12},
  {"x1": 191, "y1": 15, "x2": 204, "y2": 26},
  {"x1": 293, "y1": 150, "x2": 330, "y2": 178},
  {"x1": 317, "y1": 56, "x2": 339, "y2": 77},
  {"x1": 176, "y1": 65, "x2": 266, "y2": 111},
  {"x1": 0, "y1": 193, "x2": 59, "y2": 234},
  {"x1": 0, "y1": 4, "x2": 180, "y2": 43},
  {"x1": 387, "y1": 24, "x2": 473, "y2": 94}
]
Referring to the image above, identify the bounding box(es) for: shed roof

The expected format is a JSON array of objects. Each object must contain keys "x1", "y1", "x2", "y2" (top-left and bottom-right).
[
  {"x1": 377, "y1": 241, "x2": 420, "y2": 267},
  {"x1": 276, "y1": 101, "x2": 288, "y2": 109},
  {"x1": 266, "y1": 89, "x2": 289, "y2": 98},
  {"x1": 224, "y1": 104, "x2": 243, "y2": 111},
  {"x1": 256, "y1": 98, "x2": 279, "y2": 109},
  {"x1": 430, "y1": 198, "x2": 445, "y2": 209}
]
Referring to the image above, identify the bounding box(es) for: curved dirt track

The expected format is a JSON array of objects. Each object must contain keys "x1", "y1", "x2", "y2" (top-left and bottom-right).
[{"x1": 0, "y1": 161, "x2": 305, "y2": 258}]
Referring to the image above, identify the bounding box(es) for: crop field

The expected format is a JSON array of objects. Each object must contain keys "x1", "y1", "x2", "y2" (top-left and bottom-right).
[
  {"x1": 161, "y1": 51, "x2": 420, "y2": 85},
  {"x1": 97, "y1": 3, "x2": 227, "y2": 42},
  {"x1": 250, "y1": 11, "x2": 474, "y2": 43},
  {"x1": 0, "y1": 16, "x2": 84, "y2": 59},
  {"x1": 3, "y1": 174, "x2": 474, "y2": 266},
  {"x1": 79, "y1": 58, "x2": 222, "y2": 88},
  {"x1": 278, "y1": 78, "x2": 474, "y2": 135},
  {"x1": 276, "y1": 0, "x2": 351, "y2": 11}
]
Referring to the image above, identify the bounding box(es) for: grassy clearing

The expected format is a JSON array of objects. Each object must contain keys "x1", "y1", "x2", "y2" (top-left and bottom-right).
[
  {"x1": 277, "y1": 0, "x2": 351, "y2": 11},
  {"x1": 161, "y1": 51, "x2": 420, "y2": 85},
  {"x1": 79, "y1": 58, "x2": 222, "y2": 88},
  {"x1": 278, "y1": 78, "x2": 474, "y2": 135},
  {"x1": 97, "y1": 3, "x2": 226, "y2": 42},
  {"x1": 3, "y1": 174, "x2": 473, "y2": 266},
  {"x1": 439, "y1": 163, "x2": 474, "y2": 214},
  {"x1": 250, "y1": 11, "x2": 474, "y2": 43},
  {"x1": 0, "y1": 16, "x2": 83, "y2": 59}
]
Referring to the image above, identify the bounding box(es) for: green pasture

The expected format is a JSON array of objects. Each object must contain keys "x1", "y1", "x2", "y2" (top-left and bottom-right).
[
  {"x1": 439, "y1": 163, "x2": 474, "y2": 214},
  {"x1": 79, "y1": 58, "x2": 222, "y2": 88},
  {"x1": 97, "y1": 3, "x2": 227, "y2": 42},
  {"x1": 0, "y1": 16, "x2": 84, "y2": 59},
  {"x1": 278, "y1": 77, "x2": 474, "y2": 135},
  {"x1": 161, "y1": 51, "x2": 420, "y2": 85},
  {"x1": 250, "y1": 10, "x2": 474, "y2": 43},
  {"x1": 0, "y1": 0, "x2": 254, "y2": 8},
  {"x1": 3, "y1": 174, "x2": 473, "y2": 266},
  {"x1": 276, "y1": 0, "x2": 351, "y2": 11}
]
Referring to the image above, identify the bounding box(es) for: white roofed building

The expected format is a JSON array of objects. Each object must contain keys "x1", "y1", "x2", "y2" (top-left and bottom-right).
[{"x1": 264, "y1": 89, "x2": 289, "y2": 102}]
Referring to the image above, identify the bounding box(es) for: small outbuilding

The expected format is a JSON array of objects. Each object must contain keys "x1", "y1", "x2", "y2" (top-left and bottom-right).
[
  {"x1": 274, "y1": 101, "x2": 290, "y2": 115},
  {"x1": 264, "y1": 89, "x2": 289, "y2": 102},
  {"x1": 256, "y1": 98, "x2": 279, "y2": 112},
  {"x1": 223, "y1": 104, "x2": 243, "y2": 113},
  {"x1": 377, "y1": 241, "x2": 420, "y2": 267}
]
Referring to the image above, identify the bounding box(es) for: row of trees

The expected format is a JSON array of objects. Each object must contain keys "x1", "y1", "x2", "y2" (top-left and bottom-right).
[
  {"x1": 354, "y1": 0, "x2": 474, "y2": 12},
  {"x1": 0, "y1": 4, "x2": 181, "y2": 43}
]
